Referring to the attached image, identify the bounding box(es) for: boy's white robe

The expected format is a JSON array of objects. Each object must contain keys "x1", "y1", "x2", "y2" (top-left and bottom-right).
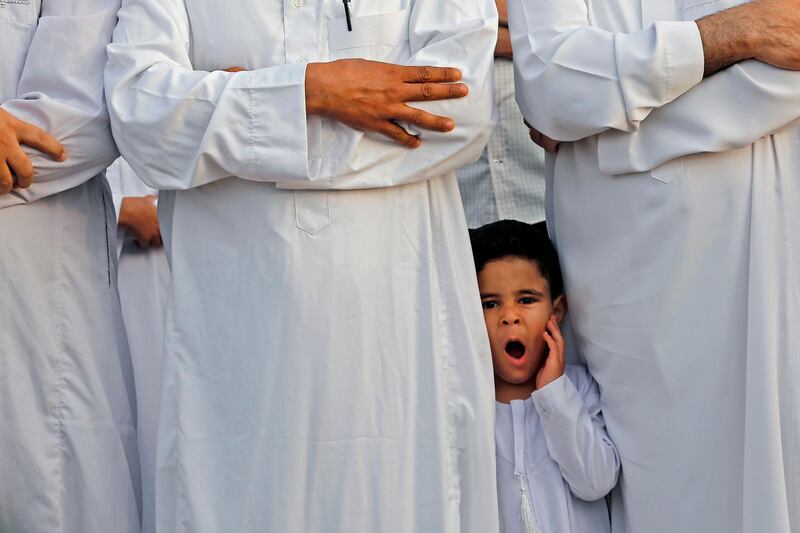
[
  {"x1": 509, "y1": 0, "x2": 800, "y2": 531},
  {"x1": 106, "y1": 1, "x2": 500, "y2": 531},
  {"x1": 0, "y1": 1, "x2": 140, "y2": 532},
  {"x1": 108, "y1": 158, "x2": 170, "y2": 533},
  {"x1": 495, "y1": 366, "x2": 619, "y2": 533}
]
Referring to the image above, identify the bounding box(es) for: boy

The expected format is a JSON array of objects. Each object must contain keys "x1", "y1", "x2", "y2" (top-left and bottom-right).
[{"x1": 470, "y1": 220, "x2": 620, "y2": 533}]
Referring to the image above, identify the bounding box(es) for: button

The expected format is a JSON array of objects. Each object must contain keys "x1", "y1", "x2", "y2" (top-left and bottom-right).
[{"x1": 293, "y1": 0, "x2": 303, "y2": 6}]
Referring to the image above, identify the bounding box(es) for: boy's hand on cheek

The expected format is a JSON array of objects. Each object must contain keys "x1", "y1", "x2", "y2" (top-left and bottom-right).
[{"x1": 536, "y1": 316, "x2": 566, "y2": 390}]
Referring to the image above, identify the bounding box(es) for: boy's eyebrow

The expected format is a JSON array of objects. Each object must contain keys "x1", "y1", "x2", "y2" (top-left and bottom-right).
[
  {"x1": 479, "y1": 292, "x2": 499, "y2": 299},
  {"x1": 518, "y1": 288, "x2": 545, "y2": 297}
]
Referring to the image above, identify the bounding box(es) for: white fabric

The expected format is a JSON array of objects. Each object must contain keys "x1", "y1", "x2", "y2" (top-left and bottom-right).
[
  {"x1": 106, "y1": 1, "x2": 500, "y2": 531},
  {"x1": 495, "y1": 365, "x2": 619, "y2": 533},
  {"x1": 107, "y1": 158, "x2": 170, "y2": 533},
  {"x1": 0, "y1": 2, "x2": 140, "y2": 532},
  {"x1": 509, "y1": 0, "x2": 799, "y2": 532}
]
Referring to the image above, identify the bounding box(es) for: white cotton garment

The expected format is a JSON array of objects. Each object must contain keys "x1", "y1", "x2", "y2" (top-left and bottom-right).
[
  {"x1": 105, "y1": 1, "x2": 500, "y2": 531},
  {"x1": 0, "y1": 2, "x2": 140, "y2": 532},
  {"x1": 508, "y1": 0, "x2": 800, "y2": 531},
  {"x1": 107, "y1": 158, "x2": 170, "y2": 533},
  {"x1": 495, "y1": 366, "x2": 619, "y2": 533}
]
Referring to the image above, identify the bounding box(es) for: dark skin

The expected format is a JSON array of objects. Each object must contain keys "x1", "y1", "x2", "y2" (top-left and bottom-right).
[
  {"x1": 0, "y1": 108, "x2": 66, "y2": 195},
  {"x1": 229, "y1": 62, "x2": 468, "y2": 148},
  {"x1": 305, "y1": 59, "x2": 468, "y2": 148},
  {"x1": 118, "y1": 195, "x2": 162, "y2": 248},
  {"x1": 496, "y1": 0, "x2": 513, "y2": 60}
]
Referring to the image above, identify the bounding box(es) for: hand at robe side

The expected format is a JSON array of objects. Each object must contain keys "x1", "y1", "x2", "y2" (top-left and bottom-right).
[
  {"x1": 524, "y1": 120, "x2": 560, "y2": 153},
  {"x1": 536, "y1": 316, "x2": 566, "y2": 390},
  {"x1": 305, "y1": 59, "x2": 469, "y2": 148},
  {"x1": 119, "y1": 195, "x2": 162, "y2": 248},
  {"x1": 0, "y1": 108, "x2": 66, "y2": 194},
  {"x1": 698, "y1": 0, "x2": 800, "y2": 76}
]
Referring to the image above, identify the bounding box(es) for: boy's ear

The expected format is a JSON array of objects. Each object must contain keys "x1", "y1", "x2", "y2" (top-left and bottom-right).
[{"x1": 552, "y1": 294, "x2": 567, "y2": 323}]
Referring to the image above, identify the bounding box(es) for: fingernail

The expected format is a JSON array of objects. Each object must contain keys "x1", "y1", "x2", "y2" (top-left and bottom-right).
[{"x1": 444, "y1": 120, "x2": 455, "y2": 131}]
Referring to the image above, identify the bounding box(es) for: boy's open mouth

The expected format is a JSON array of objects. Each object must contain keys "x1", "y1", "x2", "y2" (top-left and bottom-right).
[{"x1": 505, "y1": 340, "x2": 526, "y2": 359}]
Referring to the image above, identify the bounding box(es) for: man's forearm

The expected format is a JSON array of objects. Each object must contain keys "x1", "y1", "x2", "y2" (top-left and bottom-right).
[
  {"x1": 697, "y1": 3, "x2": 762, "y2": 76},
  {"x1": 697, "y1": 0, "x2": 800, "y2": 77}
]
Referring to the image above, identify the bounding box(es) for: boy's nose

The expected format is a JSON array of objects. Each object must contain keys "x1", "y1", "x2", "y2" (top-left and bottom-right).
[{"x1": 501, "y1": 316, "x2": 521, "y2": 326}]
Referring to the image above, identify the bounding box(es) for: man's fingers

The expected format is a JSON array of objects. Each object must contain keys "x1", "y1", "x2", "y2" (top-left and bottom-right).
[
  {"x1": 395, "y1": 106, "x2": 455, "y2": 132},
  {"x1": 17, "y1": 123, "x2": 66, "y2": 161},
  {"x1": 403, "y1": 82, "x2": 468, "y2": 102},
  {"x1": 400, "y1": 65, "x2": 462, "y2": 83},
  {"x1": 0, "y1": 162, "x2": 14, "y2": 195},
  {"x1": 379, "y1": 121, "x2": 421, "y2": 148},
  {"x1": 7, "y1": 148, "x2": 34, "y2": 189}
]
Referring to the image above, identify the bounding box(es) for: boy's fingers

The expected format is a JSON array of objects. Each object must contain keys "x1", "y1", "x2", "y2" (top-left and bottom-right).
[{"x1": 542, "y1": 331, "x2": 557, "y2": 355}]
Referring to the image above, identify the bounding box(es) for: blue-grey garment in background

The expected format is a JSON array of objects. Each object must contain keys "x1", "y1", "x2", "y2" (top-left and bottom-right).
[{"x1": 457, "y1": 59, "x2": 546, "y2": 228}]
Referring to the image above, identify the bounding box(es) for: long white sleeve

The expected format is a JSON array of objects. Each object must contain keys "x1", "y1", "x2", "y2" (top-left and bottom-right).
[
  {"x1": 532, "y1": 367, "x2": 620, "y2": 502},
  {"x1": 598, "y1": 60, "x2": 800, "y2": 174},
  {"x1": 105, "y1": 0, "x2": 315, "y2": 191},
  {"x1": 276, "y1": 0, "x2": 498, "y2": 191},
  {"x1": 0, "y1": 0, "x2": 120, "y2": 209},
  {"x1": 507, "y1": 0, "x2": 704, "y2": 142}
]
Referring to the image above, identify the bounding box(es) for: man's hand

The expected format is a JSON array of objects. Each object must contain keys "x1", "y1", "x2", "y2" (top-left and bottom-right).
[
  {"x1": 305, "y1": 59, "x2": 469, "y2": 148},
  {"x1": 536, "y1": 316, "x2": 566, "y2": 390},
  {"x1": 698, "y1": 0, "x2": 800, "y2": 76},
  {"x1": 119, "y1": 195, "x2": 162, "y2": 248},
  {"x1": 0, "y1": 108, "x2": 66, "y2": 195},
  {"x1": 525, "y1": 120, "x2": 560, "y2": 153}
]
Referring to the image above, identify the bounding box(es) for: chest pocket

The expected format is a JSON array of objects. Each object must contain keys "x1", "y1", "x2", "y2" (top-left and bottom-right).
[
  {"x1": 327, "y1": 9, "x2": 410, "y2": 62},
  {"x1": 0, "y1": 1, "x2": 36, "y2": 100},
  {"x1": 681, "y1": 0, "x2": 745, "y2": 20}
]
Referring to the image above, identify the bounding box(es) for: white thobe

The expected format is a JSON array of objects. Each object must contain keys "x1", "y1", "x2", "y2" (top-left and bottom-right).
[
  {"x1": 0, "y1": 2, "x2": 140, "y2": 532},
  {"x1": 509, "y1": 0, "x2": 800, "y2": 531},
  {"x1": 108, "y1": 158, "x2": 170, "y2": 533},
  {"x1": 106, "y1": 1, "x2": 500, "y2": 532},
  {"x1": 495, "y1": 365, "x2": 619, "y2": 533}
]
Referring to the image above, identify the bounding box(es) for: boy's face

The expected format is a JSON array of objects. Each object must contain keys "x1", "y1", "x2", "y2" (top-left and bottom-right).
[{"x1": 477, "y1": 256, "x2": 565, "y2": 396}]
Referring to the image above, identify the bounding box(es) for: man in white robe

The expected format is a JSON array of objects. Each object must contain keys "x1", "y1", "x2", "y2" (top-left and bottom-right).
[
  {"x1": 508, "y1": 0, "x2": 800, "y2": 531},
  {"x1": 106, "y1": 1, "x2": 499, "y2": 531},
  {"x1": 108, "y1": 158, "x2": 170, "y2": 533},
  {"x1": 0, "y1": 1, "x2": 140, "y2": 532}
]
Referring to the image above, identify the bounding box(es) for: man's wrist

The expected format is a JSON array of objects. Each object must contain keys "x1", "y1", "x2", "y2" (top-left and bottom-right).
[
  {"x1": 697, "y1": 3, "x2": 763, "y2": 76},
  {"x1": 304, "y1": 63, "x2": 327, "y2": 117}
]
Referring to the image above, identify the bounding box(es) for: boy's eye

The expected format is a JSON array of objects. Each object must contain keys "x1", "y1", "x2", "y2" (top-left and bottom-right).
[
  {"x1": 481, "y1": 300, "x2": 498, "y2": 310},
  {"x1": 519, "y1": 297, "x2": 537, "y2": 305}
]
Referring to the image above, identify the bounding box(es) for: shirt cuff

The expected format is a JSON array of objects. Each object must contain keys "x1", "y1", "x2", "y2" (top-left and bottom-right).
[
  {"x1": 237, "y1": 63, "x2": 321, "y2": 183},
  {"x1": 531, "y1": 373, "x2": 580, "y2": 416},
  {"x1": 660, "y1": 20, "x2": 705, "y2": 102}
]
